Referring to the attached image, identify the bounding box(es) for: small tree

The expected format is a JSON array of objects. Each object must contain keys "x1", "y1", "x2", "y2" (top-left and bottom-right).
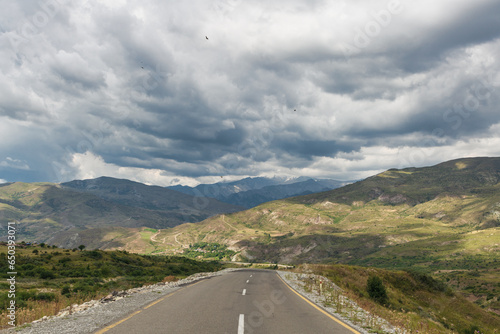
[
  {"x1": 78, "y1": 245, "x2": 86, "y2": 251},
  {"x1": 367, "y1": 275, "x2": 389, "y2": 305}
]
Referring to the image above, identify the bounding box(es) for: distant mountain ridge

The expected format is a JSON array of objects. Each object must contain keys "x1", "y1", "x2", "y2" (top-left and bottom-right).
[
  {"x1": 0, "y1": 175, "x2": 350, "y2": 249},
  {"x1": 0, "y1": 177, "x2": 243, "y2": 248},
  {"x1": 61, "y1": 177, "x2": 244, "y2": 214},
  {"x1": 168, "y1": 176, "x2": 351, "y2": 208}
]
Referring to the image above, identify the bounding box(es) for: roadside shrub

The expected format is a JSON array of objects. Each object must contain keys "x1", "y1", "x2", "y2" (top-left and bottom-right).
[
  {"x1": 16, "y1": 290, "x2": 37, "y2": 308},
  {"x1": 73, "y1": 283, "x2": 92, "y2": 294},
  {"x1": 367, "y1": 275, "x2": 389, "y2": 305},
  {"x1": 461, "y1": 324, "x2": 481, "y2": 334},
  {"x1": 34, "y1": 292, "x2": 56, "y2": 302},
  {"x1": 20, "y1": 263, "x2": 35, "y2": 271},
  {"x1": 407, "y1": 270, "x2": 447, "y2": 292},
  {"x1": 38, "y1": 269, "x2": 55, "y2": 279},
  {"x1": 85, "y1": 250, "x2": 103, "y2": 259},
  {"x1": 131, "y1": 269, "x2": 145, "y2": 277},
  {"x1": 0, "y1": 293, "x2": 11, "y2": 311},
  {"x1": 61, "y1": 285, "x2": 71, "y2": 296}
]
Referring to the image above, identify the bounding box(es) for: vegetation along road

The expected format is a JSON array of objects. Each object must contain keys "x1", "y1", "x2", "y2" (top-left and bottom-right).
[{"x1": 95, "y1": 269, "x2": 360, "y2": 334}]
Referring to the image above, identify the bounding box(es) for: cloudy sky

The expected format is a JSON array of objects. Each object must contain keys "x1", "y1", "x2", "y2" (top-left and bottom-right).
[{"x1": 1, "y1": 0, "x2": 500, "y2": 186}]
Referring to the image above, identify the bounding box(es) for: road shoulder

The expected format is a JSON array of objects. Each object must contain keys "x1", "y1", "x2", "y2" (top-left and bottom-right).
[{"x1": 276, "y1": 270, "x2": 404, "y2": 334}]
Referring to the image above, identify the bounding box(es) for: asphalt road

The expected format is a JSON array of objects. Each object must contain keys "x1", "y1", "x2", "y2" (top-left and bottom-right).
[{"x1": 95, "y1": 269, "x2": 360, "y2": 334}]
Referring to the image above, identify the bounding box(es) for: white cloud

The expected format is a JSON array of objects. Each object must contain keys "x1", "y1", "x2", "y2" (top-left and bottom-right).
[
  {"x1": 69, "y1": 151, "x2": 202, "y2": 186},
  {"x1": 0, "y1": 157, "x2": 30, "y2": 170}
]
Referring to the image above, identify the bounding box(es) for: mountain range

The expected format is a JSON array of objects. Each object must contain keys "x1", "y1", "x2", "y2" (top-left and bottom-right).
[
  {"x1": 168, "y1": 176, "x2": 350, "y2": 208},
  {"x1": 0, "y1": 175, "x2": 345, "y2": 249}
]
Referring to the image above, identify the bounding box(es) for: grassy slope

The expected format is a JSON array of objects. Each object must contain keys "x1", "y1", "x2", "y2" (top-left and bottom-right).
[
  {"x1": 0, "y1": 243, "x2": 222, "y2": 328},
  {"x1": 299, "y1": 264, "x2": 500, "y2": 334}
]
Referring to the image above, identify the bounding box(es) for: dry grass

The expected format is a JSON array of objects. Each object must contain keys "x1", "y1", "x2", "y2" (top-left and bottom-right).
[
  {"x1": 0, "y1": 291, "x2": 109, "y2": 329},
  {"x1": 162, "y1": 275, "x2": 178, "y2": 283}
]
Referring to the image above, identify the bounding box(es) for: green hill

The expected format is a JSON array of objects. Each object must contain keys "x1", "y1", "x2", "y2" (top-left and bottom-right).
[{"x1": 296, "y1": 156, "x2": 500, "y2": 206}]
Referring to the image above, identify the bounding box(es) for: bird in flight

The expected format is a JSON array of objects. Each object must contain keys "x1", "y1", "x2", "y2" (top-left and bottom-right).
[{"x1": 206, "y1": 36, "x2": 209, "y2": 40}]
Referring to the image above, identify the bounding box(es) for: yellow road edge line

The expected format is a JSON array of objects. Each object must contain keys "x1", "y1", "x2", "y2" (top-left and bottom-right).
[
  {"x1": 94, "y1": 280, "x2": 205, "y2": 333},
  {"x1": 277, "y1": 273, "x2": 361, "y2": 334},
  {"x1": 143, "y1": 292, "x2": 174, "y2": 310},
  {"x1": 94, "y1": 310, "x2": 142, "y2": 334}
]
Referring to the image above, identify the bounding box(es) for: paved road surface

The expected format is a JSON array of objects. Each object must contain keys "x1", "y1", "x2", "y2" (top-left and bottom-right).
[{"x1": 95, "y1": 269, "x2": 360, "y2": 334}]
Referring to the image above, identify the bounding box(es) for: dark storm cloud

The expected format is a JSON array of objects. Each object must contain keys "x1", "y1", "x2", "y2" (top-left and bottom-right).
[
  {"x1": 277, "y1": 139, "x2": 361, "y2": 159},
  {"x1": 391, "y1": 1, "x2": 500, "y2": 73},
  {"x1": 1, "y1": 0, "x2": 500, "y2": 185}
]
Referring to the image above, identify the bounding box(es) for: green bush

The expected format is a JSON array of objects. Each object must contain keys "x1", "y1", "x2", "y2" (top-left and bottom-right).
[
  {"x1": 38, "y1": 269, "x2": 56, "y2": 279},
  {"x1": 34, "y1": 292, "x2": 56, "y2": 302},
  {"x1": 58, "y1": 257, "x2": 71, "y2": 264},
  {"x1": 461, "y1": 324, "x2": 481, "y2": 334},
  {"x1": 367, "y1": 275, "x2": 389, "y2": 305},
  {"x1": 85, "y1": 250, "x2": 103, "y2": 259},
  {"x1": 407, "y1": 270, "x2": 447, "y2": 292},
  {"x1": 61, "y1": 285, "x2": 71, "y2": 296}
]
